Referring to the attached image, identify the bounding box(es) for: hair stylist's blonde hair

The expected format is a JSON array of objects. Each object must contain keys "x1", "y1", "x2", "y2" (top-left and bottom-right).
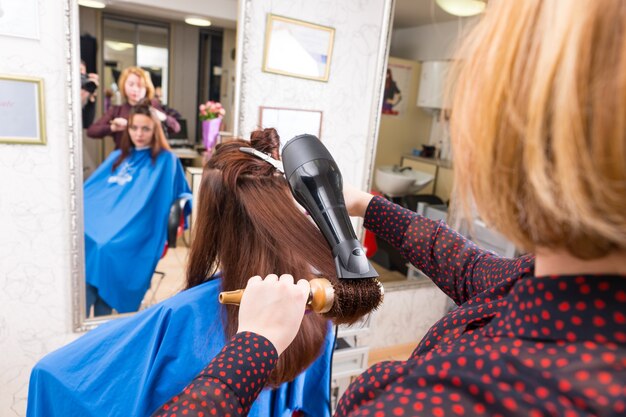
[
  {"x1": 449, "y1": 0, "x2": 626, "y2": 259},
  {"x1": 117, "y1": 66, "x2": 155, "y2": 101}
]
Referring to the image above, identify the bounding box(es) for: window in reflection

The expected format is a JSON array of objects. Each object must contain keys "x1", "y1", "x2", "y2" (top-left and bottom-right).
[{"x1": 102, "y1": 17, "x2": 169, "y2": 111}]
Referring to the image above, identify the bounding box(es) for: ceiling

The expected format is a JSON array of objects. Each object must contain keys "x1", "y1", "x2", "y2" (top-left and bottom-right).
[
  {"x1": 106, "y1": 0, "x2": 238, "y2": 29},
  {"x1": 393, "y1": 0, "x2": 462, "y2": 29},
  {"x1": 104, "y1": 0, "x2": 463, "y2": 31}
]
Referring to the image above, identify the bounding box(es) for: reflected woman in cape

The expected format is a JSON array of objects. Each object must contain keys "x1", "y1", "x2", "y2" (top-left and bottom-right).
[
  {"x1": 83, "y1": 99, "x2": 191, "y2": 317},
  {"x1": 27, "y1": 128, "x2": 360, "y2": 417}
]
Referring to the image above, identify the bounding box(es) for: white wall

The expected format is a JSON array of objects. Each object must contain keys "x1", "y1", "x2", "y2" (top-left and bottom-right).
[
  {"x1": 220, "y1": 29, "x2": 237, "y2": 132},
  {"x1": 374, "y1": 57, "x2": 432, "y2": 173},
  {"x1": 390, "y1": 18, "x2": 477, "y2": 61},
  {"x1": 169, "y1": 22, "x2": 200, "y2": 139},
  {"x1": 0, "y1": 1, "x2": 81, "y2": 415},
  {"x1": 236, "y1": 0, "x2": 393, "y2": 188}
]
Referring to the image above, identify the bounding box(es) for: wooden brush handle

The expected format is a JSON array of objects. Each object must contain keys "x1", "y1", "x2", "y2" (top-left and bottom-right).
[
  {"x1": 218, "y1": 289, "x2": 244, "y2": 305},
  {"x1": 218, "y1": 278, "x2": 334, "y2": 314}
]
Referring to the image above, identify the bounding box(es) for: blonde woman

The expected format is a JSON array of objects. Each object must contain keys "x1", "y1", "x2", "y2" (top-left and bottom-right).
[
  {"x1": 154, "y1": 1, "x2": 626, "y2": 416},
  {"x1": 87, "y1": 66, "x2": 179, "y2": 148}
]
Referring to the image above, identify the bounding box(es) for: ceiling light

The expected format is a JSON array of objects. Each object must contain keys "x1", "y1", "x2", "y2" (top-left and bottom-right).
[
  {"x1": 185, "y1": 17, "x2": 212, "y2": 27},
  {"x1": 105, "y1": 41, "x2": 134, "y2": 52},
  {"x1": 436, "y1": 0, "x2": 486, "y2": 17},
  {"x1": 78, "y1": 0, "x2": 106, "y2": 8}
]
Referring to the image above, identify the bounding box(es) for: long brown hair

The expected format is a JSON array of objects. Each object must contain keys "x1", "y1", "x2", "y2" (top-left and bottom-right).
[
  {"x1": 187, "y1": 128, "x2": 337, "y2": 385},
  {"x1": 113, "y1": 99, "x2": 170, "y2": 171}
]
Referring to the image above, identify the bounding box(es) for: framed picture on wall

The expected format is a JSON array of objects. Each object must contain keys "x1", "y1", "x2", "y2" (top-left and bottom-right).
[
  {"x1": 259, "y1": 106, "x2": 323, "y2": 147},
  {"x1": 382, "y1": 62, "x2": 413, "y2": 117},
  {"x1": 0, "y1": 75, "x2": 46, "y2": 145},
  {"x1": 263, "y1": 15, "x2": 335, "y2": 82}
]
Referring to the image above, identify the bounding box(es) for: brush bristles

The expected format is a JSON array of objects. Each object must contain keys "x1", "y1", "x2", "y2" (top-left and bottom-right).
[{"x1": 324, "y1": 278, "x2": 383, "y2": 324}]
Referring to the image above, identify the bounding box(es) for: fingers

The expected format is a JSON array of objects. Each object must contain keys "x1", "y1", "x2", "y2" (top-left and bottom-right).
[
  {"x1": 247, "y1": 274, "x2": 296, "y2": 284},
  {"x1": 278, "y1": 274, "x2": 294, "y2": 285},
  {"x1": 264, "y1": 274, "x2": 279, "y2": 283},
  {"x1": 296, "y1": 278, "x2": 310, "y2": 291},
  {"x1": 246, "y1": 275, "x2": 262, "y2": 285},
  {"x1": 245, "y1": 274, "x2": 307, "y2": 293},
  {"x1": 244, "y1": 274, "x2": 308, "y2": 302},
  {"x1": 237, "y1": 273, "x2": 312, "y2": 355}
]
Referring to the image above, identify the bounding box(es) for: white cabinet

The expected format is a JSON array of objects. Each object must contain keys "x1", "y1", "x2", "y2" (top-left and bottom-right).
[
  {"x1": 435, "y1": 166, "x2": 454, "y2": 203},
  {"x1": 417, "y1": 61, "x2": 451, "y2": 109},
  {"x1": 331, "y1": 316, "x2": 371, "y2": 412}
]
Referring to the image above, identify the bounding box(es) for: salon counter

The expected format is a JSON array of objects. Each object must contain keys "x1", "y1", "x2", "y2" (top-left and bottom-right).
[{"x1": 401, "y1": 154, "x2": 453, "y2": 169}]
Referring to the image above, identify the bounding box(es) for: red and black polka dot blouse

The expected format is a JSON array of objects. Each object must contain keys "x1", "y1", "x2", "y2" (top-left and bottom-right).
[{"x1": 153, "y1": 196, "x2": 626, "y2": 417}]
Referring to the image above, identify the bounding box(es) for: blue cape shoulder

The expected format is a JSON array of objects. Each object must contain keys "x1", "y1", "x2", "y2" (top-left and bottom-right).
[{"x1": 27, "y1": 279, "x2": 333, "y2": 417}]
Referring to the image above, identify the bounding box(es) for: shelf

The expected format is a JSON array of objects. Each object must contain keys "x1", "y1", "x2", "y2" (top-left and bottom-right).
[{"x1": 402, "y1": 154, "x2": 453, "y2": 169}]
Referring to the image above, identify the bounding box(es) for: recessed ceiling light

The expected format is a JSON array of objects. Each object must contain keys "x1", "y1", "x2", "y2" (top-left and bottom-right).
[
  {"x1": 105, "y1": 41, "x2": 134, "y2": 52},
  {"x1": 436, "y1": 0, "x2": 486, "y2": 17},
  {"x1": 78, "y1": 0, "x2": 106, "y2": 9},
  {"x1": 185, "y1": 17, "x2": 212, "y2": 27}
]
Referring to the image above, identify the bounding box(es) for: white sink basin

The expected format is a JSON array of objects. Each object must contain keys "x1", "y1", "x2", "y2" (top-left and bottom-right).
[{"x1": 375, "y1": 166, "x2": 434, "y2": 197}]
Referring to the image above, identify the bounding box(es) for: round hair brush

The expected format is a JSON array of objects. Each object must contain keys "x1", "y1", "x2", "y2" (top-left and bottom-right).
[{"x1": 219, "y1": 277, "x2": 384, "y2": 324}]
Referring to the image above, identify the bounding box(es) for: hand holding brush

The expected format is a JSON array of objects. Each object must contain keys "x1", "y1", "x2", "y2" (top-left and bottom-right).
[
  {"x1": 235, "y1": 274, "x2": 310, "y2": 355},
  {"x1": 221, "y1": 275, "x2": 384, "y2": 324}
]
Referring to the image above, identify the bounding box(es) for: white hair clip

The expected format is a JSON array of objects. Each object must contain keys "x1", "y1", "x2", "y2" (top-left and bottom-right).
[{"x1": 239, "y1": 147, "x2": 284, "y2": 174}]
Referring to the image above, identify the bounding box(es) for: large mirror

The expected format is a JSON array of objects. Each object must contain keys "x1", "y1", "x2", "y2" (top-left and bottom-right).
[
  {"x1": 75, "y1": 1, "x2": 238, "y2": 329},
  {"x1": 71, "y1": 0, "x2": 396, "y2": 332}
]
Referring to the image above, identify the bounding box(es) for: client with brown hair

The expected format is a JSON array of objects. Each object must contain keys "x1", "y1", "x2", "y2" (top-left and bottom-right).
[
  {"x1": 29, "y1": 128, "x2": 377, "y2": 417},
  {"x1": 187, "y1": 127, "x2": 338, "y2": 384}
]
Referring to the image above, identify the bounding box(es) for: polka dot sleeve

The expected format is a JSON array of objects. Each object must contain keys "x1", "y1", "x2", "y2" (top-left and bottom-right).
[
  {"x1": 151, "y1": 332, "x2": 277, "y2": 417},
  {"x1": 364, "y1": 196, "x2": 534, "y2": 304}
]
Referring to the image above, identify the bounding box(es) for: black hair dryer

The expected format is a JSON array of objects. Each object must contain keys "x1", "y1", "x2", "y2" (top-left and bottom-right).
[{"x1": 282, "y1": 134, "x2": 378, "y2": 280}]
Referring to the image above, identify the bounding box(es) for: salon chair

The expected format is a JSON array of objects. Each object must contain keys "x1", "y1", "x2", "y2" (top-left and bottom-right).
[{"x1": 145, "y1": 196, "x2": 192, "y2": 307}]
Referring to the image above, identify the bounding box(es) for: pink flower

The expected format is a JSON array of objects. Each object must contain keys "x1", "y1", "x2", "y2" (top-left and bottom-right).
[{"x1": 199, "y1": 100, "x2": 225, "y2": 121}]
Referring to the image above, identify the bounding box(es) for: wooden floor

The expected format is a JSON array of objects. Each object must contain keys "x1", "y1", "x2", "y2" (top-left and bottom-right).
[
  {"x1": 369, "y1": 261, "x2": 409, "y2": 283},
  {"x1": 368, "y1": 342, "x2": 416, "y2": 365}
]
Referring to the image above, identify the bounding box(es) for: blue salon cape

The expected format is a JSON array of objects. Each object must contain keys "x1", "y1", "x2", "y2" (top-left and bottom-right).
[
  {"x1": 27, "y1": 279, "x2": 334, "y2": 417},
  {"x1": 83, "y1": 148, "x2": 191, "y2": 313}
]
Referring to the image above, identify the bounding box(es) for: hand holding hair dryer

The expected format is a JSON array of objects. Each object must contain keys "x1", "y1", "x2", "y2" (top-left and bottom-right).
[{"x1": 281, "y1": 134, "x2": 379, "y2": 280}]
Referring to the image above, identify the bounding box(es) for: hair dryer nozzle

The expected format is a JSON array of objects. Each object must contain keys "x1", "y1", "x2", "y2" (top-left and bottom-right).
[{"x1": 282, "y1": 134, "x2": 378, "y2": 280}]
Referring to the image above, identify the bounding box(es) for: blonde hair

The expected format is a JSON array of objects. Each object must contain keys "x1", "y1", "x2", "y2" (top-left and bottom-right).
[
  {"x1": 449, "y1": 0, "x2": 626, "y2": 259},
  {"x1": 117, "y1": 66, "x2": 155, "y2": 102}
]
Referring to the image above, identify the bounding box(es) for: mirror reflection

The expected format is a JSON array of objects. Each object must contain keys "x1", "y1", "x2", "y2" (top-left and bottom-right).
[
  {"x1": 78, "y1": 4, "x2": 237, "y2": 320},
  {"x1": 83, "y1": 100, "x2": 191, "y2": 317}
]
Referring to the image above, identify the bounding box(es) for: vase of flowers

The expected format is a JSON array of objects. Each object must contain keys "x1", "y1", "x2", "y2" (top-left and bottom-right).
[{"x1": 199, "y1": 100, "x2": 225, "y2": 159}]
